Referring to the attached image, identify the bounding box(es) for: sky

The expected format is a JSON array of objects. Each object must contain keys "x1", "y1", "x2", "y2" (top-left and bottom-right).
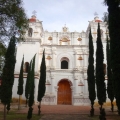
[{"x1": 23, "y1": 0, "x2": 108, "y2": 32}]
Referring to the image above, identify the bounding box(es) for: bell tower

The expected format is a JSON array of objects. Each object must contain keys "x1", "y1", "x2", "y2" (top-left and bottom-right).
[{"x1": 24, "y1": 12, "x2": 44, "y2": 42}]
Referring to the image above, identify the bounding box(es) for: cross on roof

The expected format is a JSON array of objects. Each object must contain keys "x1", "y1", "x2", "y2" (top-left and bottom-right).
[
  {"x1": 94, "y1": 12, "x2": 98, "y2": 16},
  {"x1": 32, "y1": 10, "x2": 37, "y2": 16}
]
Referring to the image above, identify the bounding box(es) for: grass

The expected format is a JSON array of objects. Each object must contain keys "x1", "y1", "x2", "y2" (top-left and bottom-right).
[
  {"x1": 0, "y1": 103, "x2": 120, "y2": 120},
  {"x1": 0, "y1": 103, "x2": 41, "y2": 120},
  {"x1": 0, "y1": 111, "x2": 41, "y2": 120},
  {"x1": 0, "y1": 111, "x2": 120, "y2": 120},
  {"x1": 87, "y1": 114, "x2": 120, "y2": 120}
]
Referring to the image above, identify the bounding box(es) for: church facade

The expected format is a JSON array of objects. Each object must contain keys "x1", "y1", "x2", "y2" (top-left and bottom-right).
[{"x1": 13, "y1": 15, "x2": 108, "y2": 106}]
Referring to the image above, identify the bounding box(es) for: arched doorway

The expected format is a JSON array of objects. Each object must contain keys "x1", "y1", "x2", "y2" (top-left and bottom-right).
[{"x1": 57, "y1": 79, "x2": 72, "y2": 105}]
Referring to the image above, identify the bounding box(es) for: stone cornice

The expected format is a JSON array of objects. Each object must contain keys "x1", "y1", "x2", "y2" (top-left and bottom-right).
[
  {"x1": 46, "y1": 69, "x2": 86, "y2": 73},
  {"x1": 14, "y1": 74, "x2": 39, "y2": 79},
  {"x1": 41, "y1": 44, "x2": 88, "y2": 48},
  {"x1": 14, "y1": 72, "x2": 39, "y2": 79},
  {"x1": 25, "y1": 37, "x2": 41, "y2": 41}
]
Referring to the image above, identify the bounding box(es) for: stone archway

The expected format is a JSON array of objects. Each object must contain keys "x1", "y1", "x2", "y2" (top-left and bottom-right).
[{"x1": 57, "y1": 79, "x2": 72, "y2": 105}]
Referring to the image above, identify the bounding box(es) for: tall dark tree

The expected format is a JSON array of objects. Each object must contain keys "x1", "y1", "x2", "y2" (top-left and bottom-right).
[
  {"x1": 27, "y1": 80, "x2": 34, "y2": 120},
  {"x1": 96, "y1": 23, "x2": 106, "y2": 119},
  {"x1": 27, "y1": 54, "x2": 36, "y2": 120},
  {"x1": 0, "y1": 43, "x2": 6, "y2": 76},
  {"x1": 25, "y1": 60, "x2": 32, "y2": 107},
  {"x1": 0, "y1": 0, "x2": 28, "y2": 76},
  {"x1": 0, "y1": 0, "x2": 28, "y2": 44},
  {"x1": 1, "y1": 36, "x2": 16, "y2": 120},
  {"x1": 87, "y1": 28, "x2": 96, "y2": 116},
  {"x1": 37, "y1": 49, "x2": 46, "y2": 115},
  {"x1": 106, "y1": 36, "x2": 114, "y2": 112},
  {"x1": 102, "y1": 12, "x2": 108, "y2": 24},
  {"x1": 17, "y1": 55, "x2": 24, "y2": 110},
  {"x1": 104, "y1": 0, "x2": 120, "y2": 115},
  {"x1": 0, "y1": 76, "x2": 2, "y2": 100}
]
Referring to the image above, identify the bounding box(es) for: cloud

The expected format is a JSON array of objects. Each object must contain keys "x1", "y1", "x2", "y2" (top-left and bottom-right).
[{"x1": 23, "y1": 0, "x2": 107, "y2": 31}]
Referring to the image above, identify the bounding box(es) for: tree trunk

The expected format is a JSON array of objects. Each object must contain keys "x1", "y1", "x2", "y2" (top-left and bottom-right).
[
  {"x1": 26, "y1": 99, "x2": 28, "y2": 107},
  {"x1": 100, "y1": 104, "x2": 102, "y2": 110},
  {"x1": 18, "y1": 95, "x2": 22, "y2": 110},
  {"x1": 4, "y1": 105, "x2": 6, "y2": 120},
  {"x1": 90, "y1": 103, "x2": 94, "y2": 116},
  {"x1": 38, "y1": 102, "x2": 41, "y2": 115},
  {"x1": 111, "y1": 101, "x2": 114, "y2": 112}
]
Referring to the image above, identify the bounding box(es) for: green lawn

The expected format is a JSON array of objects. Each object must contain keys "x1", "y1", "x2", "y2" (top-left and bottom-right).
[
  {"x1": 0, "y1": 111, "x2": 120, "y2": 120},
  {"x1": 0, "y1": 111, "x2": 41, "y2": 120}
]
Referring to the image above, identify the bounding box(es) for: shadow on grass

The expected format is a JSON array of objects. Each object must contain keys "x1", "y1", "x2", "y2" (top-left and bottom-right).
[
  {"x1": 0, "y1": 111, "x2": 42, "y2": 120},
  {"x1": 87, "y1": 114, "x2": 120, "y2": 120}
]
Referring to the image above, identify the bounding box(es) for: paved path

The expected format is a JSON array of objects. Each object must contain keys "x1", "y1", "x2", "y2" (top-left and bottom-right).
[
  {"x1": 17, "y1": 105, "x2": 119, "y2": 120},
  {"x1": 1, "y1": 103, "x2": 119, "y2": 120}
]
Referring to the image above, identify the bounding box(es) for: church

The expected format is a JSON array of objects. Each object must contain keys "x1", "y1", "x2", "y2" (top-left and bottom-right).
[{"x1": 13, "y1": 15, "x2": 108, "y2": 106}]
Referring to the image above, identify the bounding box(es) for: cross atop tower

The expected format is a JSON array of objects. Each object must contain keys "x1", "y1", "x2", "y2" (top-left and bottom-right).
[
  {"x1": 64, "y1": 23, "x2": 66, "y2": 27},
  {"x1": 32, "y1": 10, "x2": 37, "y2": 16},
  {"x1": 94, "y1": 12, "x2": 98, "y2": 17}
]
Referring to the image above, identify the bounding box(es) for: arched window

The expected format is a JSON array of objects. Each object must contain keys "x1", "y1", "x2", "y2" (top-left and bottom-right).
[
  {"x1": 24, "y1": 62, "x2": 29, "y2": 73},
  {"x1": 61, "y1": 61, "x2": 68, "y2": 69},
  {"x1": 61, "y1": 57, "x2": 69, "y2": 69},
  {"x1": 28, "y1": 28, "x2": 33, "y2": 37}
]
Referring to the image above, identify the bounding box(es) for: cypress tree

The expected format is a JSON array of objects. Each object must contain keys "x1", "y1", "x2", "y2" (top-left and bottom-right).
[
  {"x1": 27, "y1": 54, "x2": 36, "y2": 120},
  {"x1": 87, "y1": 28, "x2": 96, "y2": 116},
  {"x1": 37, "y1": 49, "x2": 46, "y2": 115},
  {"x1": 25, "y1": 60, "x2": 32, "y2": 107},
  {"x1": 96, "y1": 23, "x2": 106, "y2": 119},
  {"x1": 0, "y1": 76, "x2": 2, "y2": 100},
  {"x1": 1, "y1": 36, "x2": 16, "y2": 120},
  {"x1": 106, "y1": 36, "x2": 114, "y2": 112},
  {"x1": 104, "y1": 0, "x2": 120, "y2": 115},
  {"x1": 17, "y1": 55, "x2": 24, "y2": 110}
]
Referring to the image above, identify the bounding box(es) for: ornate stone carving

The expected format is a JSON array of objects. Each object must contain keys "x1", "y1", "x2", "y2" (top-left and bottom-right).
[
  {"x1": 54, "y1": 86, "x2": 59, "y2": 91},
  {"x1": 74, "y1": 98, "x2": 90, "y2": 104},
  {"x1": 70, "y1": 86, "x2": 74, "y2": 92},
  {"x1": 42, "y1": 96, "x2": 55, "y2": 102}
]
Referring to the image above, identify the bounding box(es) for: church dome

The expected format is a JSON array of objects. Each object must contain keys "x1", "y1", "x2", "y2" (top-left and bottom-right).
[
  {"x1": 94, "y1": 16, "x2": 102, "y2": 22},
  {"x1": 29, "y1": 15, "x2": 36, "y2": 22}
]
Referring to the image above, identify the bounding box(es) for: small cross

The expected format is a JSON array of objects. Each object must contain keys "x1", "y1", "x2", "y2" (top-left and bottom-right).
[
  {"x1": 94, "y1": 12, "x2": 98, "y2": 16},
  {"x1": 64, "y1": 23, "x2": 66, "y2": 27},
  {"x1": 32, "y1": 10, "x2": 37, "y2": 16}
]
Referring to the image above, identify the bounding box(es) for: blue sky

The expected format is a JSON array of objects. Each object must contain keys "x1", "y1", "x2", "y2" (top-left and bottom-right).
[{"x1": 23, "y1": 0, "x2": 107, "y2": 32}]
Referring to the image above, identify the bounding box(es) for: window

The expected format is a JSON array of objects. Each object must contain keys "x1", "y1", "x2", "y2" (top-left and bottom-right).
[
  {"x1": 24, "y1": 62, "x2": 29, "y2": 73},
  {"x1": 61, "y1": 57, "x2": 69, "y2": 69},
  {"x1": 61, "y1": 61, "x2": 68, "y2": 69},
  {"x1": 28, "y1": 28, "x2": 33, "y2": 37}
]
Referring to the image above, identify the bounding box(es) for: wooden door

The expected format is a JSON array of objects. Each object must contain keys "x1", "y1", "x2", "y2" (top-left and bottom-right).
[{"x1": 57, "y1": 80, "x2": 71, "y2": 105}]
